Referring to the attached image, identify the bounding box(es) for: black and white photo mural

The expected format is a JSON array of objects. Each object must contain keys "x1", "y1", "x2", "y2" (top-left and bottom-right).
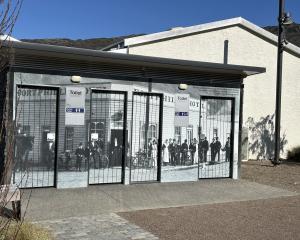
[
  {"x1": 55, "y1": 86, "x2": 89, "y2": 188},
  {"x1": 13, "y1": 85, "x2": 58, "y2": 188},
  {"x1": 198, "y1": 97, "x2": 234, "y2": 178},
  {"x1": 89, "y1": 90, "x2": 127, "y2": 184},
  {"x1": 130, "y1": 92, "x2": 162, "y2": 183},
  {"x1": 144, "y1": 83, "x2": 235, "y2": 182},
  {"x1": 12, "y1": 72, "x2": 240, "y2": 188},
  {"x1": 157, "y1": 89, "x2": 202, "y2": 182}
]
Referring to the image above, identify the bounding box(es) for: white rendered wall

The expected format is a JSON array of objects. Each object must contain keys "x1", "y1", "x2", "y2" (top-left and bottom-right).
[{"x1": 128, "y1": 26, "x2": 300, "y2": 158}]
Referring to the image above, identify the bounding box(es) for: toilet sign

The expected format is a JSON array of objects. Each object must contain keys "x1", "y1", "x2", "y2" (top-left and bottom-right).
[
  {"x1": 65, "y1": 87, "x2": 86, "y2": 125},
  {"x1": 174, "y1": 94, "x2": 190, "y2": 126}
]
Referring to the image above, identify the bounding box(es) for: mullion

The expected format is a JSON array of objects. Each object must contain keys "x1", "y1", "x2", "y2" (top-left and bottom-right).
[{"x1": 21, "y1": 90, "x2": 25, "y2": 186}]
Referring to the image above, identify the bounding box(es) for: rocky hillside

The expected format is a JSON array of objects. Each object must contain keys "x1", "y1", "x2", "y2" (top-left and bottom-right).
[
  {"x1": 21, "y1": 23, "x2": 300, "y2": 50},
  {"x1": 21, "y1": 35, "x2": 141, "y2": 50},
  {"x1": 264, "y1": 23, "x2": 300, "y2": 47}
]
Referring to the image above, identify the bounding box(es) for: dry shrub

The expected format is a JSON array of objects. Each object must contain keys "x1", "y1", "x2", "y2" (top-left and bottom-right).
[
  {"x1": 287, "y1": 146, "x2": 300, "y2": 162},
  {"x1": 0, "y1": 221, "x2": 54, "y2": 240}
]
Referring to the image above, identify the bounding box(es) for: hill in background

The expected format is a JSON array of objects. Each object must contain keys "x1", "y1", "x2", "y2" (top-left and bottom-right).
[
  {"x1": 264, "y1": 23, "x2": 300, "y2": 47},
  {"x1": 21, "y1": 35, "x2": 141, "y2": 50},
  {"x1": 21, "y1": 23, "x2": 300, "y2": 50}
]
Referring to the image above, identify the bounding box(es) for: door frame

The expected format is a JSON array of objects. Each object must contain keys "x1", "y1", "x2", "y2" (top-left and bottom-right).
[
  {"x1": 130, "y1": 91, "x2": 163, "y2": 184},
  {"x1": 14, "y1": 84, "x2": 60, "y2": 188},
  {"x1": 88, "y1": 89, "x2": 128, "y2": 184},
  {"x1": 198, "y1": 95, "x2": 235, "y2": 179}
]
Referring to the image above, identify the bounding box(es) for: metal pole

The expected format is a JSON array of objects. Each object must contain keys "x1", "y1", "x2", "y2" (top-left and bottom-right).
[
  {"x1": 274, "y1": 0, "x2": 284, "y2": 165},
  {"x1": 144, "y1": 79, "x2": 152, "y2": 151},
  {"x1": 238, "y1": 84, "x2": 244, "y2": 178}
]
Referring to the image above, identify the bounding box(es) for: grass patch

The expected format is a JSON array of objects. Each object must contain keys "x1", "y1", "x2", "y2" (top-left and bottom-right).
[{"x1": 0, "y1": 221, "x2": 54, "y2": 240}]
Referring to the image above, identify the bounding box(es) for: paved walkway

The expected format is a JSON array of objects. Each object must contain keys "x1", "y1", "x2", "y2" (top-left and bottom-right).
[
  {"x1": 22, "y1": 179, "x2": 298, "y2": 221},
  {"x1": 20, "y1": 179, "x2": 298, "y2": 239}
]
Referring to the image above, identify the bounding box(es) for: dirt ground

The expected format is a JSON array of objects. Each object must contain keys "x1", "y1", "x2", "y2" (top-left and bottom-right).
[{"x1": 119, "y1": 160, "x2": 300, "y2": 240}]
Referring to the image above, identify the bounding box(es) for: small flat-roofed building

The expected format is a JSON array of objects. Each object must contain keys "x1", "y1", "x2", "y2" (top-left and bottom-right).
[{"x1": 0, "y1": 40, "x2": 264, "y2": 188}]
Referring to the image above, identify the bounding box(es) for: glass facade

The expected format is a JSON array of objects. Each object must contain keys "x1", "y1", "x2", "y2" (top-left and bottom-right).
[
  {"x1": 198, "y1": 97, "x2": 234, "y2": 178},
  {"x1": 13, "y1": 85, "x2": 58, "y2": 188},
  {"x1": 130, "y1": 92, "x2": 162, "y2": 183},
  {"x1": 89, "y1": 90, "x2": 126, "y2": 184}
]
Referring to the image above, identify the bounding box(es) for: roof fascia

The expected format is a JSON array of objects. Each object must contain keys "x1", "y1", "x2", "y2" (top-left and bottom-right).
[
  {"x1": 4, "y1": 41, "x2": 265, "y2": 77},
  {"x1": 124, "y1": 17, "x2": 300, "y2": 58}
]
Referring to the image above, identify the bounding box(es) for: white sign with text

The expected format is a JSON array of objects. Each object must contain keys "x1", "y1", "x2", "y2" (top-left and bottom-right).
[
  {"x1": 174, "y1": 94, "x2": 190, "y2": 127},
  {"x1": 65, "y1": 87, "x2": 86, "y2": 125}
]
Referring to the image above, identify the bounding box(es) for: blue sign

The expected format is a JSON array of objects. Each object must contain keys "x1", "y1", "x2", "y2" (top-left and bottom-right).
[
  {"x1": 175, "y1": 112, "x2": 189, "y2": 116},
  {"x1": 66, "y1": 108, "x2": 85, "y2": 113},
  {"x1": 175, "y1": 94, "x2": 190, "y2": 126}
]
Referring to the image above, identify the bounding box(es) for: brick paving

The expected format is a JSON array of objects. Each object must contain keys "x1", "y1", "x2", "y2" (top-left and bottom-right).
[{"x1": 36, "y1": 213, "x2": 158, "y2": 240}]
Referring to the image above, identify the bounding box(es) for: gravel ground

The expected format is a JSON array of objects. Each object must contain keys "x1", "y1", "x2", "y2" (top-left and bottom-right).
[
  {"x1": 241, "y1": 160, "x2": 300, "y2": 193},
  {"x1": 119, "y1": 196, "x2": 300, "y2": 240},
  {"x1": 119, "y1": 160, "x2": 300, "y2": 240}
]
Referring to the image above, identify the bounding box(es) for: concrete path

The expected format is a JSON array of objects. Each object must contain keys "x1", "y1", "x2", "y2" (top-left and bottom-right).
[{"x1": 22, "y1": 179, "x2": 298, "y2": 221}]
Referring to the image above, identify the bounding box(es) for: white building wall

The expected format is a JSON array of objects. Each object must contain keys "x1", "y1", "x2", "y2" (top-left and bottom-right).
[{"x1": 128, "y1": 26, "x2": 300, "y2": 158}]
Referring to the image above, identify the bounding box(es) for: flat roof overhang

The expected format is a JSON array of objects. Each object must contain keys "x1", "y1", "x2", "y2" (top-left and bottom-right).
[{"x1": 4, "y1": 41, "x2": 266, "y2": 78}]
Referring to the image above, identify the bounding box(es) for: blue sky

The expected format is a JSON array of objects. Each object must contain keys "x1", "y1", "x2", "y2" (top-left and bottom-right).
[{"x1": 13, "y1": 0, "x2": 300, "y2": 39}]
